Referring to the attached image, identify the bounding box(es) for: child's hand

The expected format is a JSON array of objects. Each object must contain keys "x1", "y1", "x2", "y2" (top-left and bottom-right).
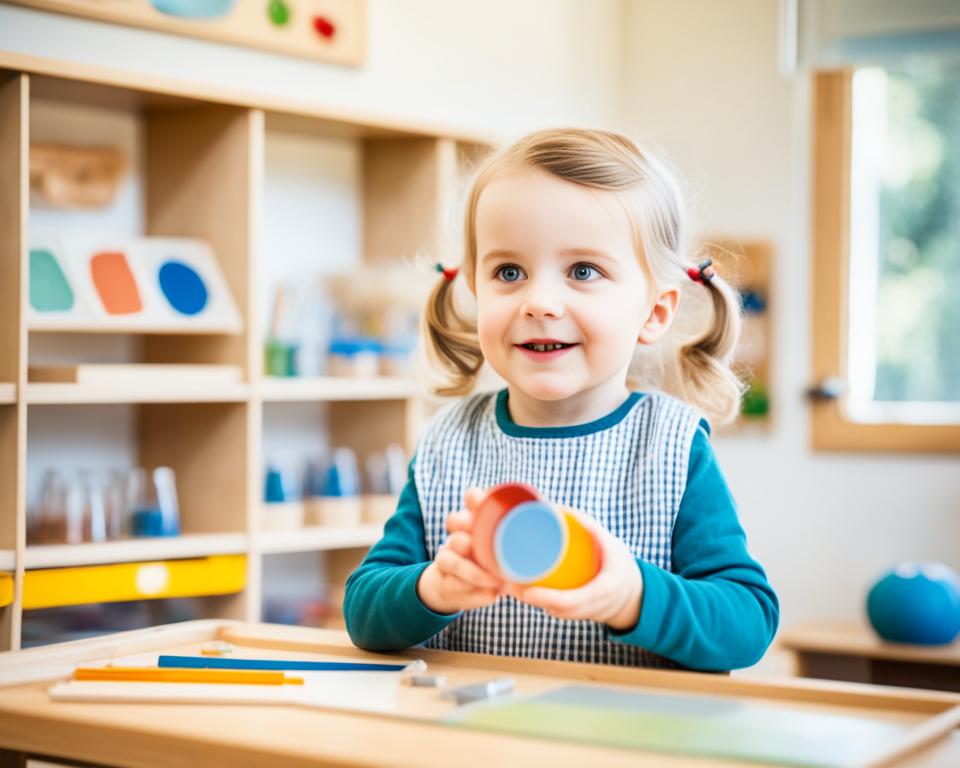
[
  {"x1": 416, "y1": 489, "x2": 504, "y2": 615},
  {"x1": 504, "y1": 509, "x2": 644, "y2": 631}
]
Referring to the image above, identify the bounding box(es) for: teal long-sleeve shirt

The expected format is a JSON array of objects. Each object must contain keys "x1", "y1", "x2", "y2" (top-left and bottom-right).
[{"x1": 344, "y1": 426, "x2": 779, "y2": 672}]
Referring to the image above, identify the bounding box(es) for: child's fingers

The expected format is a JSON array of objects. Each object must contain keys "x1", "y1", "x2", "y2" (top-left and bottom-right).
[
  {"x1": 444, "y1": 531, "x2": 474, "y2": 557},
  {"x1": 435, "y1": 546, "x2": 502, "y2": 589},
  {"x1": 436, "y1": 572, "x2": 502, "y2": 610},
  {"x1": 510, "y1": 578, "x2": 611, "y2": 619},
  {"x1": 463, "y1": 486, "x2": 485, "y2": 514},
  {"x1": 457, "y1": 587, "x2": 502, "y2": 610},
  {"x1": 446, "y1": 510, "x2": 472, "y2": 534}
]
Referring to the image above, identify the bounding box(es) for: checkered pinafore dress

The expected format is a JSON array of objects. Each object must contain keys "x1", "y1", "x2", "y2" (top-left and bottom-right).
[{"x1": 414, "y1": 389, "x2": 702, "y2": 668}]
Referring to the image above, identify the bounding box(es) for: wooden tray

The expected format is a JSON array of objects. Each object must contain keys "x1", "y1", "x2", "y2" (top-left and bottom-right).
[{"x1": 0, "y1": 621, "x2": 958, "y2": 768}]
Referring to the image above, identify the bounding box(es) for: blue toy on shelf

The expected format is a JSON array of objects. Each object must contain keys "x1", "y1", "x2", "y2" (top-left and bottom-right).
[{"x1": 867, "y1": 562, "x2": 960, "y2": 645}]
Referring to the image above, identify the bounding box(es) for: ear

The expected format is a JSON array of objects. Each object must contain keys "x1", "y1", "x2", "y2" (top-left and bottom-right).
[{"x1": 638, "y1": 287, "x2": 679, "y2": 345}]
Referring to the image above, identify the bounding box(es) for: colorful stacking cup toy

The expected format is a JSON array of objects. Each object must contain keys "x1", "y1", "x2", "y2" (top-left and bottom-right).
[{"x1": 471, "y1": 483, "x2": 602, "y2": 589}]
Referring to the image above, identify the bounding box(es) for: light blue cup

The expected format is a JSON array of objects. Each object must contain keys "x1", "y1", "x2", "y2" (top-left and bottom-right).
[{"x1": 150, "y1": 0, "x2": 237, "y2": 20}]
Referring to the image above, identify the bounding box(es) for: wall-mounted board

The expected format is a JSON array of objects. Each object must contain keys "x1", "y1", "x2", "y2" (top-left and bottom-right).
[{"x1": 6, "y1": 0, "x2": 366, "y2": 66}]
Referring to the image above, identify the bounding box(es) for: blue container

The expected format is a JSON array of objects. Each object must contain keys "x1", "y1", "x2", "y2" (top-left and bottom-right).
[
  {"x1": 151, "y1": 0, "x2": 237, "y2": 20},
  {"x1": 264, "y1": 465, "x2": 285, "y2": 503},
  {"x1": 867, "y1": 562, "x2": 960, "y2": 645},
  {"x1": 131, "y1": 507, "x2": 179, "y2": 537}
]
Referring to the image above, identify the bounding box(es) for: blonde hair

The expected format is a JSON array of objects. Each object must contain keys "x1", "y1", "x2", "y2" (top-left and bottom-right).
[{"x1": 421, "y1": 128, "x2": 744, "y2": 425}]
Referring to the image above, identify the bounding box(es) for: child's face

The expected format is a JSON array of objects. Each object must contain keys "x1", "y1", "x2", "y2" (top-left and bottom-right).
[{"x1": 474, "y1": 167, "x2": 674, "y2": 404}]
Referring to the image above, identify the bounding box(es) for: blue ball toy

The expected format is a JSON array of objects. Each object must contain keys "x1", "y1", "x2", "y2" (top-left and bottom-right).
[{"x1": 867, "y1": 562, "x2": 960, "y2": 645}]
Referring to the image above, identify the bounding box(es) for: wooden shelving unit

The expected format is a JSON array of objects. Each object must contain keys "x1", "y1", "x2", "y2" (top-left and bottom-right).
[{"x1": 0, "y1": 51, "x2": 490, "y2": 650}]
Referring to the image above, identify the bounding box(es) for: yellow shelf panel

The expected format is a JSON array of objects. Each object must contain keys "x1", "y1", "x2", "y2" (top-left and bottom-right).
[
  {"x1": 23, "y1": 555, "x2": 246, "y2": 610},
  {"x1": 0, "y1": 574, "x2": 12, "y2": 608}
]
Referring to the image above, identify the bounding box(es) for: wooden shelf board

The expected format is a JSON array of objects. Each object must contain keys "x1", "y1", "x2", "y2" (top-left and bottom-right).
[
  {"x1": 0, "y1": 551, "x2": 14, "y2": 571},
  {"x1": 24, "y1": 533, "x2": 248, "y2": 570},
  {"x1": 259, "y1": 525, "x2": 384, "y2": 555},
  {"x1": 1, "y1": 51, "x2": 496, "y2": 145},
  {"x1": 27, "y1": 325, "x2": 242, "y2": 335},
  {"x1": 259, "y1": 376, "x2": 419, "y2": 402},
  {"x1": 0, "y1": 384, "x2": 14, "y2": 404},
  {"x1": 25, "y1": 382, "x2": 251, "y2": 405}
]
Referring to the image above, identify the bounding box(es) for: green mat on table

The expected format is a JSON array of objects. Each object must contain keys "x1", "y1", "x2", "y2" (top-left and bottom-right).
[{"x1": 446, "y1": 685, "x2": 908, "y2": 768}]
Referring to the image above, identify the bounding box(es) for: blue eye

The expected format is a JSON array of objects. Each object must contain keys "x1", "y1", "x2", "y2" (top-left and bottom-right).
[
  {"x1": 570, "y1": 263, "x2": 601, "y2": 281},
  {"x1": 496, "y1": 264, "x2": 525, "y2": 282}
]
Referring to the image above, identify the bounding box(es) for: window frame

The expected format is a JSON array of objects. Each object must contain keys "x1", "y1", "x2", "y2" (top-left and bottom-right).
[{"x1": 811, "y1": 70, "x2": 960, "y2": 452}]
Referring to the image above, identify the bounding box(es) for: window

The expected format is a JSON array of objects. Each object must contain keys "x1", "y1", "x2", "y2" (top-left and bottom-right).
[{"x1": 811, "y1": 64, "x2": 960, "y2": 451}]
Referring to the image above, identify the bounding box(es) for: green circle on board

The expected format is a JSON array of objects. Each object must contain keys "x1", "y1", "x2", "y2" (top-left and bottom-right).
[
  {"x1": 30, "y1": 249, "x2": 75, "y2": 312},
  {"x1": 268, "y1": 0, "x2": 290, "y2": 26}
]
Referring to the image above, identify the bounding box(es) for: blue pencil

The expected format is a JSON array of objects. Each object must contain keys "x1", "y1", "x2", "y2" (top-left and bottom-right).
[{"x1": 158, "y1": 655, "x2": 409, "y2": 672}]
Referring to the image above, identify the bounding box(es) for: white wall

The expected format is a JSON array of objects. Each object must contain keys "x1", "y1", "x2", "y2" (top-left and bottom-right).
[
  {"x1": 0, "y1": 0, "x2": 623, "y2": 136},
  {"x1": 621, "y1": 0, "x2": 960, "y2": 643}
]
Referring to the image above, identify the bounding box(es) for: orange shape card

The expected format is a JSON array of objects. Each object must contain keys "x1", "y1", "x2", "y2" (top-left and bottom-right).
[{"x1": 90, "y1": 251, "x2": 143, "y2": 315}]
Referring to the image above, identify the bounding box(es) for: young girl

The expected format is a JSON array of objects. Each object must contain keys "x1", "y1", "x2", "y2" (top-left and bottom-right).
[{"x1": 344, "y1": 128, "x2": 778, "y2": 671}]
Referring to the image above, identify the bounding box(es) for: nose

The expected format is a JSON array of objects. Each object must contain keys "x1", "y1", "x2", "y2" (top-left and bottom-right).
[{"x1": 520, "y1": 279, "x2": 565, "y2": 320}]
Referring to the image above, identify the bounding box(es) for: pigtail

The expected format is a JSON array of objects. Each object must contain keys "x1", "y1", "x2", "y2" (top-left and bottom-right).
[
  {"x1": 421, "y1": 268, "x2": 484, "y2": 397},
  {"x1": 676, "y1": 267, "x2": 746, "y2": 426}
]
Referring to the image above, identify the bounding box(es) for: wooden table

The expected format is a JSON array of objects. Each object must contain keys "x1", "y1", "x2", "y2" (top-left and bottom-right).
[
  {"x1": 780, "y1": 620, "x2": 960, "y2": 693},
  {"x1": 0, "y1": 620, "x2": 959, "y2": 768}
]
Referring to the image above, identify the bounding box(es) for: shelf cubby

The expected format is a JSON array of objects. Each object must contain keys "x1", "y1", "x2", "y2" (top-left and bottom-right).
[
  {"x1": 26, "y1": 76, "x2": 257, "y2": 376},
  {"x1": 26, "y1": 401, "x2": 250, "y2": 541}
]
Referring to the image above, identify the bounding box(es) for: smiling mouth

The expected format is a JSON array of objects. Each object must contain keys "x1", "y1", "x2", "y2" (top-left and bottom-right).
[{"x1": 515, "y1": 341, "x2": 579, "y2": 352}]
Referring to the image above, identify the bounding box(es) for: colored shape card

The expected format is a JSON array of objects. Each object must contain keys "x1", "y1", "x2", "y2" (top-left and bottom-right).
[
  {"x1": 90, "y1": 251, "x2": 143, "y2": 315},
  {"x1": 28, "y1": 234, "x2": 93, "y2": 325},
  {"x1": 26, "y1": 233, "x2": 243, "y2": 333},
  {"x1": 447, "y1": 685, "x2": 911, "y2": 768},
  {"x1": 136, "y1": 238, "x2": 242, "y2": 331}
]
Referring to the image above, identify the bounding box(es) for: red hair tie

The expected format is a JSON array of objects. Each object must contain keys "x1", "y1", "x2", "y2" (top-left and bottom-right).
[
  {"x1": 436, "y1": 263, "x2": 459, "y2": 282},
  {"x1": 687, "y1": 259, "x2": 716, "y2": 284}
]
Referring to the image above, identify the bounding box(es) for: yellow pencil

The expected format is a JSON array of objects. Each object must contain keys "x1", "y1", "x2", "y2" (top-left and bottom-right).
[{"x1": 73, "y1": 667, "x2": 304, "y2": 686}]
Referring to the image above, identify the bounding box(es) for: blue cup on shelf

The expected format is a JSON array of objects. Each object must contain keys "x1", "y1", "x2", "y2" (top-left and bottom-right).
[
  {"x1": 264, "y1": 465, "x2": 286, "y2": 503},
  {"x1": 129, "y1": 467, "x2": 180, "y2": 538}
]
